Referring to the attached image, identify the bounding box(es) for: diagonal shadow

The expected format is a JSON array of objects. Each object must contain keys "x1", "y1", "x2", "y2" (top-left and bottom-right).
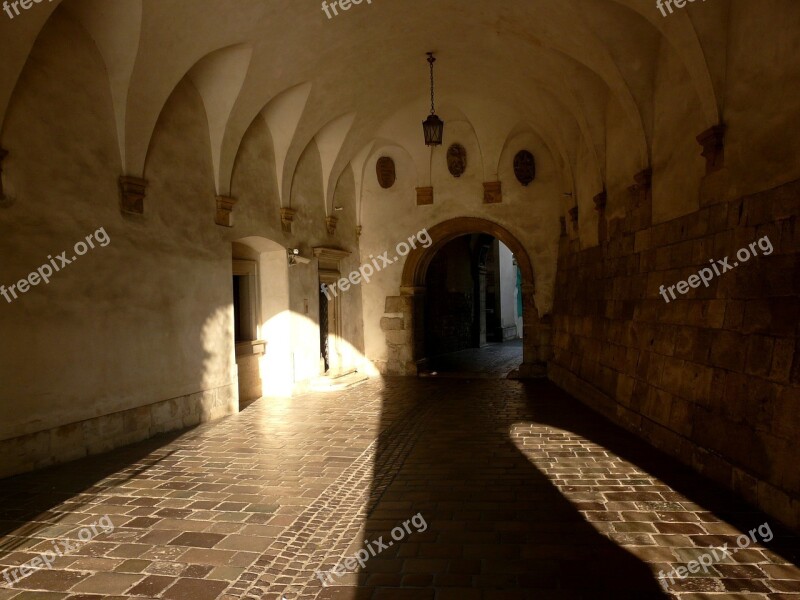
[
  {"x1": 0, "y1": 431, "x2": 186, "y2": 558},
  {"x1": 315, "y1": 377, "x2": 677, "y2": 598},
  {"x1": 518, "y1": 379, "x2": 800, "y2": 564}
]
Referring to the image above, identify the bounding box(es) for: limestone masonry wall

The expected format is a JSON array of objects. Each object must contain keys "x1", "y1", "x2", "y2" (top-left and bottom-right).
[{"x1": 550, "y1": 176, "x2": 800, "y2": 530}]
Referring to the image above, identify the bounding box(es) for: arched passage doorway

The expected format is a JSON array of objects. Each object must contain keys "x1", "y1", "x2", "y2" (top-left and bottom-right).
[{"x1": 383, "y1": 217, "x2": 551, "y2": 377}]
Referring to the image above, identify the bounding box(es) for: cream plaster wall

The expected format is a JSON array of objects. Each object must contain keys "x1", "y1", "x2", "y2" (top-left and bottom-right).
[
  {"x1": 651, "y1": 37, "x2": 707, "y2": 224},
  {"x1": 0, "y1": 8, "x2": 369, "y2": 470},
  {"x1": 0, "y1": 19, "x2": 237, "y2": 445},
  {"x1": 605, "y1": 96, "x2": 643, "y2": 222},
  {"x1": 230, "y1": 116, "x2": 366, "y2": 389},
  {"x1": 723, "y1": 1, "x2": 800, "y2": 198}
]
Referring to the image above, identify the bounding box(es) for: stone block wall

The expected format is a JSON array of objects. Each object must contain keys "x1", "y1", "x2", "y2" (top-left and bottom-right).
[
  {"x1": 0, "y1": 383, "x2": 237, "y2": 479},
  {"x1": 550, "y1": 175, "x2": 800, "y2": 530},
  {"x1": 377, "y1": 294, "x2": 418, "y2": 375}
]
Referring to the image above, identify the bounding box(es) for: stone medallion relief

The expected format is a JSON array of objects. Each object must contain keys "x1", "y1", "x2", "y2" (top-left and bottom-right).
[
  {"x1": 513, "y1": 150, "x2": 536, "y2": 186},
  {"x1": 376, "y1": 156, "x2": 396, "y2": 189},
  {"x1": 446, "y1": 143, "x2": 467, "y2": 178}
]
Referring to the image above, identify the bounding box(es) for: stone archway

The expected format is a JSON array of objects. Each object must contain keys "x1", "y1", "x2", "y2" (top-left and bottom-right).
[{"x1": 382, "y1": 217, "x2": 551, "y2": 377}]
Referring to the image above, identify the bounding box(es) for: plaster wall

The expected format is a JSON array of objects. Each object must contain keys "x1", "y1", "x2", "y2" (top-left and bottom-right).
[
  {"x1": 258, "y1": 247, "x2": 293, "y2": 397},
  {"x1": 604, "y1": 96, "x2": 644, "y2": 223},
  {"x1": 0, "y1": 13, "x2": 367, "y2": 476},
  {"x1": 722, "y1": 1, "x2": 800, "y2": 198},
  {"x1": 650, "y1": 37, "x2": 706, "y2": 224},
  {"x1": 230, "y1": 116, "x2": 366, "y2": 386},
  {"x1": 0, "y1": 19, "x2": 237, "y2": 474}
]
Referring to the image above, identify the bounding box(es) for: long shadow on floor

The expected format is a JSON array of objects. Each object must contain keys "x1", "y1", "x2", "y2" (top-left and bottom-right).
[
  {"x1": 321, "y1": 377, "x2": 798, "y2": 599},
  {"x1": 0, "y1": 431, "x2": 185, "y2": 557},
  {"x1": 322, "y1": 378, "x2": 668, "y2": 599}
]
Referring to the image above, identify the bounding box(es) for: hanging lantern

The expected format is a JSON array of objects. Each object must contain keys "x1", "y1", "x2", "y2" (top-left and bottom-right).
[{"x1": 422, "y1": 52, "x2": 444, "y2": 146}]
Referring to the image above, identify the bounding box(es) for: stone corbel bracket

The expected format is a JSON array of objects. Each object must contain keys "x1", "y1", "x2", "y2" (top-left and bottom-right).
[
  {"x1": 280, "y1": 207, "x2": 296, "y2": 233},
  {"x1": 697, "y1": 124, "x2": 726, "y2": 174},
  {"x1": 568, "y1": 206, "x2": 578, "y2": 230},
  {"x1": 215, "y1": 195, "x2": 237, "y2": 227},
  {"x1": 119, "y1": 176, "x2": 147, "y2": 214},
  {"x1": 628, "y1": 168, "x2": 652, "y2": 203},
  {"x1": 593, "y1": 191, "x2": 607, "y2": 212},
  {"x1": 325, "y1": 215, "x2": 338, "y2": 236},
  {"x1": 627, "y1": 168, "x2": 653, "y2": 231}
]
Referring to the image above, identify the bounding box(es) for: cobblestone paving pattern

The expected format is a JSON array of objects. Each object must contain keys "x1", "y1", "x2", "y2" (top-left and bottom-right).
[{"x1": 0, "y1": 378, "x2": 797, "y2": 600}]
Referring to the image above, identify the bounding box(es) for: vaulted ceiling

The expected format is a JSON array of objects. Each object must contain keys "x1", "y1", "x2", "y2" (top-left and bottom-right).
[{"x1": 0, "y1": 0, "x2": 788, "y2": 215}]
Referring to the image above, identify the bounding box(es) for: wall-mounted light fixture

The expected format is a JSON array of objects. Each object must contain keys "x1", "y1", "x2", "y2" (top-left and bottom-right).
[{"x1": 287, "y1": 248, "x2": 310, "y2": 266}]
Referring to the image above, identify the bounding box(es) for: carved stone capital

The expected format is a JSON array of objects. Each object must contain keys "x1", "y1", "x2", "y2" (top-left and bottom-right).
[
  {"x1": 568, "y1": 206, "x2": 578, "y2": 229},
  {"x1": 215, "y1": 195, "x2": 237, "y2": 227},
  {"x1": 483, "y1": 181, "x2": 502, "y2": 204},
  {"x1": 280, "y1": 207, "x2": 296, "y2": 233},
  {"x1": 325, "y1": 215, "x2": 338, "y2": 236},
  {"x1": 119, "y1": 176, "x2": 147, "y2": 214},
  {"x1": 416, "y1": 186, "x2": 433, "y2": 206},
  {"x1": 593, "y1": 191, "x2": 607, "y2": 211},
  {"x1": 697, "y1": 125, "x2": 726, "y2": 174},
  {"x1": 627, "y1": 168, "x2": 652, "y2": 201},
  {"x1": 620, "y1": 168, "x2": 653, "y2": 233}
]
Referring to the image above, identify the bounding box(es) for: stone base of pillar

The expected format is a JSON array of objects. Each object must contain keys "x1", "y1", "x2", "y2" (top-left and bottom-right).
[{"x1": 508, "y1": 361, "x2": 548, "y2": 379}]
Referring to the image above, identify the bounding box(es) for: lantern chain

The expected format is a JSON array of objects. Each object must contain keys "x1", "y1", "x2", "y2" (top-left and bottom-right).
[{"x1": 428, "y1": 53, "x2": 436, "y2": 115}]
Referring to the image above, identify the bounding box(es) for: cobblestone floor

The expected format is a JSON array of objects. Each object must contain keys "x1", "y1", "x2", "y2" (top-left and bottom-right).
[{"x1": 0, "y1": 378, "x2": 798, "y2": 599}]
